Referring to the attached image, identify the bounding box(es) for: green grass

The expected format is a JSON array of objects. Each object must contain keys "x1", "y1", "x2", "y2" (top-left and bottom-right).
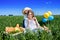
[{"x1": 0, "y1": 15, "x2": 60, "y2": 40}]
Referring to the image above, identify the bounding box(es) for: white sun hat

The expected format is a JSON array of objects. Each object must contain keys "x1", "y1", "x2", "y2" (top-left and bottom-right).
[
  {"x1": 24, "y1": 7, "x2": 32, "y2": 11},
  {"x1": 22, "y1": 7, "x2": 32, "y2": 14}
]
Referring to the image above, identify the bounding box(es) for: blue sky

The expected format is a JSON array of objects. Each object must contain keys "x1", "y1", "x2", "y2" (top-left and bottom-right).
[{"x1": 0, "y1": 0, "x2": 60, "y2": 15}]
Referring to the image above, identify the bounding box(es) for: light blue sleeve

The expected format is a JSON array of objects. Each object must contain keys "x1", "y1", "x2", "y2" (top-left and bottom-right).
[
  {"x1": 24, "y1": 15, "x2": 27, "y2": 19},
  {"x1": 24, "y1": 19, "x2": 28, "y2": 28}
]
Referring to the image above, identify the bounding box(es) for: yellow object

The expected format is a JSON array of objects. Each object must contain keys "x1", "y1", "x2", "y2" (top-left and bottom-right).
[
  {"x1": 5, "y1": 24, "x2": 25, "y2": 33},
  {"x1": 15, "y1": 27, "x2": 20, "y2": 31},
  {"x1": 48, "y1": 11, "x2": 52, "y2": 16},
  {"x1": 44, "y1": 13, "x2": 49, "y2": 18},
  {"x1": 15, "y1": 27, "x2": 25, "y2": 32}
]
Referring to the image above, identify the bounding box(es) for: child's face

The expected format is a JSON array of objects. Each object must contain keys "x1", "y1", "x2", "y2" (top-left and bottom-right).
[{"x1": 28, "y1": 12, "x2": 33, "y2": 19}]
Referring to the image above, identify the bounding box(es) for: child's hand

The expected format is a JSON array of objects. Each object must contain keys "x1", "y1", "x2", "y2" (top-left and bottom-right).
[
  {"x1": 43, "y1": 26, "x2": 51, "y2": 32},
  {"x1": 43, "y1": 26, "x2": 48, "y2": 30},
  {"x1": 33, "y1": 17, "x2": 37, "y2": 21}
]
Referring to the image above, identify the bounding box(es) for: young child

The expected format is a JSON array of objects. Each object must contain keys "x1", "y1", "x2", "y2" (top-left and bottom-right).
[
  {"x1": 22, "y1": 7, "x2": 32, "y2": 28},
  {"x1": 24, "y1": 11, "x2": 43, "y2": 30},
  {"x1": 24, "y1": 11, "x2": 50, "y2": 32}
]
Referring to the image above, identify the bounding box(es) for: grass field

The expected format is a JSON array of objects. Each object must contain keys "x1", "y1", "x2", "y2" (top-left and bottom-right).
[{"x1": 0, "y1": 15, "x2": 60, "y2": 40}]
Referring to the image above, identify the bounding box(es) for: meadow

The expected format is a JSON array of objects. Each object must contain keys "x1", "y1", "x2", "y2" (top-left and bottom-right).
[{"x1": 0, "y1": 15, "x2": 60, "y2": 40}]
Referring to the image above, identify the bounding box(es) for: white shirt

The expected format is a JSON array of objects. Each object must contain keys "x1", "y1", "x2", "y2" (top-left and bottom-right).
[{"x1": 24, "y1": 19, "x2": 39, "y2": 30}]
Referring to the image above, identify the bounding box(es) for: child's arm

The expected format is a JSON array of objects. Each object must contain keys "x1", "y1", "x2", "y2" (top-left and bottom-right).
[
  {"x1": 33, "y1": 17, "x2": 45, "y2": 30},
  {"x1": 27, "y1": 19, "x2": 29, "y2": 28},
  {"x1": 33, "y1": 17, "x2": 40, "y2": 27},
  {"x1": 24, "y1": 19, "x2": 29, "y2": 28}
]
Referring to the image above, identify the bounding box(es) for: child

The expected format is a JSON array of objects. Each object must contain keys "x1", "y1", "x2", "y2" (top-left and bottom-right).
[
  {"x1": 24, "y1": 11, "x2": 43, "y2": 30},
  {"x1": 24, "y1": 11, "x2": 50, "y2": 32},
  {"x1": 22, "y1": 7, "x2": 32, "y2": 28}
]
